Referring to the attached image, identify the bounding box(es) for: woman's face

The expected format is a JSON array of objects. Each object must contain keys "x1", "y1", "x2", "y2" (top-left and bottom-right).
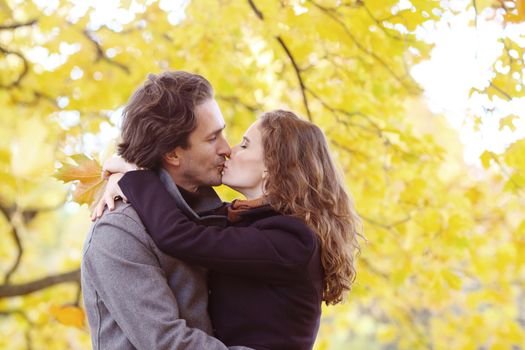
[{"x1": 222, "y1": 120, "x2": 267, "y2": 198}]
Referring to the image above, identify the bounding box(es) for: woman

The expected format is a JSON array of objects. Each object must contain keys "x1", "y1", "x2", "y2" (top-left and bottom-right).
[{"x1": 96, "y1": 110, "x2": 362, "y2": 350}]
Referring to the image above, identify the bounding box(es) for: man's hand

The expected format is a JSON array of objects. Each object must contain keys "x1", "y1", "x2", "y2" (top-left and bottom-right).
[{"x1": 92, "y1": 173, "x2": 127, "y2": 221}]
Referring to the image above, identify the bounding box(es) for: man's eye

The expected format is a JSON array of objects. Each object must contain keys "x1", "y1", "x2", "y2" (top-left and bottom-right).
[{"x1": 209, "y1": 136, "x2": 217, "y2": 142}]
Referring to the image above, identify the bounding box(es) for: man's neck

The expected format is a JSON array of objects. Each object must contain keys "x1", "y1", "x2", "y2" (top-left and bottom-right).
[{"x1": 162, "y1": 166, "x2": 199, "y2": 193}]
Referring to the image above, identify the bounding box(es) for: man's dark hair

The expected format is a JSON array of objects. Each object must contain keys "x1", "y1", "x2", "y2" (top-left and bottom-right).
[{"x1": 117, "y1": 71, "x2": 213, "y2": 169}]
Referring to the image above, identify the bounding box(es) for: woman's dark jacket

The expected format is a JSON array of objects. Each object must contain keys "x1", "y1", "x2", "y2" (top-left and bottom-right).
[{"x1": 119, "y1": 170, "x2": 324, "y2": 350}]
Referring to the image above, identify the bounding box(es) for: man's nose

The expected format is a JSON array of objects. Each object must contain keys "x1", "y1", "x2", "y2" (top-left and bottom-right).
[{"x1": 218, "y1": 137, "x2": 231, "y2": 158}]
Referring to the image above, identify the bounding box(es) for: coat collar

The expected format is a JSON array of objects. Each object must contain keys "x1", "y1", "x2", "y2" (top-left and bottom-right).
[{"x1": 158, "y1": 169, "x2": 228, "y2": 226}]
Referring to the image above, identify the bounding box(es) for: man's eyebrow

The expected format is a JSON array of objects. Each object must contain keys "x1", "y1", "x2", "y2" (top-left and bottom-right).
[{"x1": 205, "y1": 125, "x2": 225, "y2": 138}]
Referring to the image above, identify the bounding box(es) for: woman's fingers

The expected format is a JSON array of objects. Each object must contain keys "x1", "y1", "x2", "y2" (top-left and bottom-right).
[
  {"x1": 106, "y1": 193, "x2": 115, "y2": 211},
  {"x1": 90, "y1": 172, "x2": 127, "y2": 220},
  {"x1": 91, "y1": 198, "x2": 105, "y2": 221}
]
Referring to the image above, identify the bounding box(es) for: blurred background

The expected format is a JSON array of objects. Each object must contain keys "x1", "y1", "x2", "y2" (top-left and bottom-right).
[{"x1": 1, "y1": 0, "x2": 525, "y2": 349}]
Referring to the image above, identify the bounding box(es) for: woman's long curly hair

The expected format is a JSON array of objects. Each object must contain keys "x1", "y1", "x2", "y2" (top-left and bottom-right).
[{"x1": 259, "y1": 110, "x2": 363, "y2": 305}]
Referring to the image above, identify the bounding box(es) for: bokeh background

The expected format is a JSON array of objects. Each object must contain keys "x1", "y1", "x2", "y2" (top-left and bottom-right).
[{"x1": 1, "y1": 0, "x2": 525, "y2": 349}]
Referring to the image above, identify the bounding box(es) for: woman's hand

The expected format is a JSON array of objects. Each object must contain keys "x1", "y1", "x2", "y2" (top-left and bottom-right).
[
  {"x1": 102, "y1": 155, "x2": 139, "y2": 179},
  {"x1": 91, "y1": 173, "x2": 127, "y2": 221}
]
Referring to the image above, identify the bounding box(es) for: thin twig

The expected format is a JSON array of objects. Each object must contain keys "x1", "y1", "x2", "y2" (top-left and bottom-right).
[
  {"x1": 0, "y1": 204, "x2": 23, "y2": 284},
  {"x1": 489, "y1": 82, "x2": 512, "y2": 101},
  {"x1": 0, "y1": 19, "x2": 38, "y2": 30},
  {"x1": 0, "y1": 45, "x2": 29, "y2": 88},
  {"x1": 247, "y1": 0, "x2": 264, "y2": 20},
  {"x1": 362, "y1": 4, "x2": 415, "y2": 43},
  {"x1": 4, "y1": 226, "x2": 23, "y2": 284},
  {"x1": 308, "y1": 0, "x2": 421, "y2": 94},
  {"x1": 216, "y1": 95, "x2": 261, "y2": 113},
  {"x1": 83, "y1": 30, "x2": 130, "y2": 74}
]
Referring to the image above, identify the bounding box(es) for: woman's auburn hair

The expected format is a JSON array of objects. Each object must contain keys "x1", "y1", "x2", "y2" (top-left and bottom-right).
[{"x1": 259, "y1": 110, "x2": 363, "y2": 305}]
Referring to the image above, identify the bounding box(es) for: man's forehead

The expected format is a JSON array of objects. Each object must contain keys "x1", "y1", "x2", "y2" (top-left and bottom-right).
[{"x1": 194, "y1": 99, "x2": 225, "y2": 134}]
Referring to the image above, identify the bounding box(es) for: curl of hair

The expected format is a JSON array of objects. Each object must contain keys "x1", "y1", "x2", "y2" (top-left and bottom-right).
[{"x1": 260, "y1": 110, "x2": 363, "y2": 305}]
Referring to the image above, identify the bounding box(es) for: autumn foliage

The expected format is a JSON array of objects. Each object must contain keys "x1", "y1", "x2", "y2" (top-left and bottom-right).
[{"x1": 1, "y1": 1, "x2": 525, "y2": 349}]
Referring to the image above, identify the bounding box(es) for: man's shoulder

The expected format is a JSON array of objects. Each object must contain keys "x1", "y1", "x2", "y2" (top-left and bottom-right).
[
  {"x1": 83, "y1": 201, "x2": 151, "y2": 254},
  {"x1": 99, "y1": 200, "x2": 144, "y2": 226}
]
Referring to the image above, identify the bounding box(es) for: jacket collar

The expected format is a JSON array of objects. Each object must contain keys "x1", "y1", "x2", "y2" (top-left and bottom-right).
[{"x1": 158, "y1": 169, "x2": 227, "y2": 226}]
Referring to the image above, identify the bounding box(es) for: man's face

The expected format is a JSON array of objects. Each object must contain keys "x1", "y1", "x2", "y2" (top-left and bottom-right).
[{"x1": 174, "y1": 98, "x2": 230, "y2": 189}]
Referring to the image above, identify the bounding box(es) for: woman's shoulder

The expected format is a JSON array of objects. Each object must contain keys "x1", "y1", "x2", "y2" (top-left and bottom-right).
[
  {"x1": 255, "y1": 212, "x2": 317, "y2": 239},
  {"x1": 237, "y1": 205, "x2": 317, "y2": 242}
]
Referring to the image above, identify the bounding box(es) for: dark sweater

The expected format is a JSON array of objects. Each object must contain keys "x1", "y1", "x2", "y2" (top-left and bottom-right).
[{"x1": 119, "y1": 170, "x2": 324, "y2": 350}]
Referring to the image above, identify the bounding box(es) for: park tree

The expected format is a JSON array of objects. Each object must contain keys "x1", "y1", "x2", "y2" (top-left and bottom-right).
[{"x1": 1, "y1": 0, "x2": 524, "y2": 349}]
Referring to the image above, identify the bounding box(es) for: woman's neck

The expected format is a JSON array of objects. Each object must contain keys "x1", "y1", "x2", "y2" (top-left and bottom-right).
[{"x1": 239, "y1": 186, "x2": 264, "y2": 200}]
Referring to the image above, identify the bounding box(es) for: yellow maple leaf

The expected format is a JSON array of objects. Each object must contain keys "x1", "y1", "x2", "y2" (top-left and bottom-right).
[
  {"x1": 499, "y1": 115, "x2": 518, "y2": 132},
  {"x1": 480, "y1": 150, "x2": 496, "y2": 169},
  {"x1": 55, "y1": 154, "x2": 106, "y2": 207},
  {"x1": 504, "y1": 0, "x2": 525, "y2": 23},
  {"x1": 50, "y1": 305, "x2": 85, "y2": 328}
]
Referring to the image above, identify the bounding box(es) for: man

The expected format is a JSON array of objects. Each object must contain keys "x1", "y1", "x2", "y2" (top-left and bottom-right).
[{"x1": 82, "y1": 71, "x2": 246, "y2": 349}]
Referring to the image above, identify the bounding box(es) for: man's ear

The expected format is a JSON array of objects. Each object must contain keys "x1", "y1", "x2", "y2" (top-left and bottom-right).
[{"x1": 163, "y1": 149, "x2": 180, "y2": 167}]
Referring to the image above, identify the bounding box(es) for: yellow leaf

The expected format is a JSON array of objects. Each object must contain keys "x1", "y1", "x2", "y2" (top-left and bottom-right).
[
  {"x1": 50, "y1": 305, "x2": 85, "y2": 328},
  {"x1": 480, "y1": 150, "x2": 496, "y2": 169},
  {"x1": 504, "y1": 0, "x2": 525, "y2": 23},
  {"x1": 56, "y1": 154, "x2": 101, "y2": 183},
  {"x1": 378, "y1": 324, "x2": 397, "y2": 343},
  {"x1": 441, "y1": 270, "x2": 462, "y2": 290},
  {"x1": 55, "y1": 154, "x2": 106, "y2": 206},
  {"x1": 499, "y1": 115, "x2": 518, "y2": 132}
]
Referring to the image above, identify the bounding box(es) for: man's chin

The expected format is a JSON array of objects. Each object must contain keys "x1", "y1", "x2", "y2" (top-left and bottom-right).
[{"x1": 208, "y1": 176, "x2": 223, "y2": 187}]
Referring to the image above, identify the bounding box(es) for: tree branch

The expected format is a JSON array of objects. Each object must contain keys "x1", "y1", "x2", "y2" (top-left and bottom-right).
[
  {"x1": 247, "y1": 0, "x2": 313, "y2": 121},
  {"x1": 0, "y1": 44, "x2": 29, "y2": 89},
  {"x1": 0, "y1": 19, "x2": 38, "y2": 31},
  {"x1": 362, "y1": 4, "x2": 415, "y2": 43},
  {"x1": 0, "y1": 269, "x2": 80, "y2": 299},
  {"x1": 275, "y1": 37, "x2": 312, "y2": 121},
  {"x1": 0, "y1": 203, "x2": 23, "y2": 284},
  {"x1": 247, "y1": 0, "x2": 264, "y2": 20},
  {"x1": 305, "y1": 86, "x2": 383, "y2": 135},
  {"x1": 4, "y1": 224, "x2": 23, "y2": 284},
  {"x1": 1, "y1": 199, "x2": 66, "y2": 284},
  {"x1": 489, "y1": 81, "x2": 512, "y2": 101},
  {"x1": 83, "y1": 30, "x2": 130, "y2": 74},
  {"x1": 309, "y1": 0, "x2": 421, "y2": 94},
  {"x1": 216, "y1": 94, "x2": 261, "y2": 113},
  {"x1": 360, "y1": 214, "x2": 412, "y2": 231},
  {"x1": 330, "y1": 139, "x2": 369, "y2": 161}
]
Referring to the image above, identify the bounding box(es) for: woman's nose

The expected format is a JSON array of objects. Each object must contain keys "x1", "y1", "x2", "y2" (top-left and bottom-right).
[{"x1": 230, "y1": 144, "x2": 240, "y2": 157}]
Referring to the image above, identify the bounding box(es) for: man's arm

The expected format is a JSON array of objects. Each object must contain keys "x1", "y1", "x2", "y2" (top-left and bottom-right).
[{"x1": 83, "y1": 210, "x2": 229, "y2": 350}]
